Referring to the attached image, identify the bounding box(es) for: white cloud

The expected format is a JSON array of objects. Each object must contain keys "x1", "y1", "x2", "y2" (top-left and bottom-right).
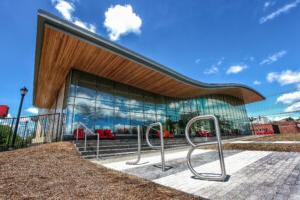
[
  {"x1": 216, "y1": 58, "x2": 224, "y2": 66},
  {"x1": 260, "y1": 0, "x2": 300, "y2": 24},
  {"x1": 264, "y1": 1, "x2": 276, "y2": 10},
  {"x1": 247, "y1": 56, "x2": 255, "y2": 61},
  {"x1": 52, "y1": 0, "x2": 74, "y2": 21},
  {"x1": 285, "y1": 102, "x2": 300, "y2": 112},
  {"x1": 226, "y1": 65, "x2": 247, "y2": 74},
  {"x1": 25, "y1": 107, "x2": 39, "y2": 114},
  {"x1": 269, "y1": 114, "x2": 292, "y2": 121},
  {"x1": 260, "y1": 50, "x2": 287, "y2": 65},
  {"x1": 74, "y1": 19, "x2": 96, "y2": 33},
  {"x1": 204, "y1": 57, "x2": 224, "y2": 75},
  {"x1": 253, "y1": 80, "x2": 261, "y2": 85},
  {"x1": 204, "y1": 66, "x2": 218, "y2": 75},
  {"x1": 51, "y1": 0, "x2": 96, "y2": 33},
  {"x1": 195, "y1": 58, "x2": 201, "y2": 64},
  {"x1": 264, "y1": 2, "x2": 271, "y2": 8},
  {"x1": 277, "y1": 91, "x2": 300, "y2": 104},
  {"x1": 267, "y1": 70, "x2": 300, "y2": 85},
  {"x1": 104, "y1": 4, "x2": 142, "y2": 41}
]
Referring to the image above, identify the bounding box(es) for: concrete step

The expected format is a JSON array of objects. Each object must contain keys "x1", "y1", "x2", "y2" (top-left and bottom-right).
[
  {"x1": 74, "y1": 139, "x2": 188, "y2": 147},
  {"x1": 80, "y1": 147, "x2": 154, "y2": 156},
  {"x1": 82, "y1": 151, "x2": 143, "y2": 159},
  {"x1": 79, "y1": 143, "x2": 188, "y2": 156},
  {"x1": 81, "y1": 145, "x2": 188, "y2": 159},
  {"x1": 74, "y1": 137, "x2": 187, "y2": 143},
  {"x1": 74, "y1": 138, "x2": 204, "y2": 159},
  {"x1": 76, "y1": 140, "x2": 188, "y2": 148},
  {"x1": 76, "y1": 142, "x2": 188, "y2": 151}
]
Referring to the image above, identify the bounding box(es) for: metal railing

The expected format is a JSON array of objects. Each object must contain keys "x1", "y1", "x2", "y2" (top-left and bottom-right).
[
  {"x1": 76, "y1": 122, "x2": 100, "y2": 160},
  {"x1": 0, "y1": 113, "x2": 62, "y2": 151},
  {"x1": 185, "y1": 115, "x2": 228, "y2": 181}
]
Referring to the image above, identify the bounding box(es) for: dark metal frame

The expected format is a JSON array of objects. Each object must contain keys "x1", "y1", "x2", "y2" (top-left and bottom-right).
[{"x1": 0, "y1": 113, "x2": 62, "y2": 151}]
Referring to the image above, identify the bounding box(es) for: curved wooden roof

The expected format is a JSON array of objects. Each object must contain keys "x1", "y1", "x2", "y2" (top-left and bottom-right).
[{"x1": 33, "y1": 10, "x2": 264, "y2": 108}]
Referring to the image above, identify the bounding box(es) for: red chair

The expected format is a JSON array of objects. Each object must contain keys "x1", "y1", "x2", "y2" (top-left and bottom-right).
[
  {"x1": 73, "y1": 128, "x2": 85, "y2": 139},
  {"x1": 96, "y1": 129, "x2": 116, "y2": 139},
  {"x1": 96, "y1": 129, "x2": 105, "y2": 139},
  {"x1": 104, "y1": 129, "x2": 116, "y2": 139},
  {"x1": 196, "y1": 130, "x2": 213, "y2": 137},
  {"x1": 155, "y1": 130, "x2": 174, "y2": 138},
  {"x1": 164, "y1": 130, "x2": 174, "y2": 138}
]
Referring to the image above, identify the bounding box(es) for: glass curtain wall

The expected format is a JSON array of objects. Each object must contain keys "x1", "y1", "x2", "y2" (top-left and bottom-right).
[{"x1": 64, "y1": 70, "x2": 251, "y2": 137}]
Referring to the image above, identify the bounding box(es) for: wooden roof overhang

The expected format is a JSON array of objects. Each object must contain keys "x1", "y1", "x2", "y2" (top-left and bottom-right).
[{"x1": 33, "y1": 10, "x2": 265, "y2": 108}]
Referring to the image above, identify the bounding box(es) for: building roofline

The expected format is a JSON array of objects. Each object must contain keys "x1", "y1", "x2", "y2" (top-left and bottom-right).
[{"x1": 33, "y1": 9, "x2": 265, "y2": 106}]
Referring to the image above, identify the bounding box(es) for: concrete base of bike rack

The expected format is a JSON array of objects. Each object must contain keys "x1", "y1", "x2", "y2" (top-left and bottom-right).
[
  {"x1": 153, "y1": 164, "x2": 173, "y2": 171},
  {"x1": 191, "y1": 174, "x2": 230, "y2": 182},
  {"x1": 126, "y1": 161, "x2": 149, "y2": 165}
]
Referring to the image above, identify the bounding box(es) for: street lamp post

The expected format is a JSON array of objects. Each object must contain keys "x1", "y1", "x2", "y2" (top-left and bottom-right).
[{"x1": 11, "y1": 87, "x2": 28, "y2": 148}]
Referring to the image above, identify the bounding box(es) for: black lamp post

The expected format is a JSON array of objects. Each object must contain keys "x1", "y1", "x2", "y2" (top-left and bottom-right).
[{"x1": 11, "y1": 87, "x2": 28, "y2": 148}]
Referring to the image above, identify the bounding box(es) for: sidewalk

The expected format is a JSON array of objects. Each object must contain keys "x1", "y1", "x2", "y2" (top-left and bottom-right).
[{"x1": 92, "y1": 148, "x2": 300, "y2": 199}]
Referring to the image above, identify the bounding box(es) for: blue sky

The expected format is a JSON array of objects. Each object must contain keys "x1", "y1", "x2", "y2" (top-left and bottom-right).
[{"x1": 0, "y1": 0, "x2": 299, "y2": 118}]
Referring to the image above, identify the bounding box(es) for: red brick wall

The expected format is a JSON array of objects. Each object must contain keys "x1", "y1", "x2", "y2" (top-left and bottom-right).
[
  {"x1": 250, "y1": 122, "x2": 300, "y2": 134},
  {"x1": 274, "y1": 121, "x2": 300, "y2": 134},
  {"x1": 251, "y1": 124, "x2": 277, "y2": 134}
]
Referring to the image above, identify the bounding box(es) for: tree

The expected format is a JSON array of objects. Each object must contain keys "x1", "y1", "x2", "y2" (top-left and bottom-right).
[
  {"x1": 0, "y1": 124, "x2": 13, "y2": 149},
  {"x1": 286, "y1": 117, "x2": 295, "y2": 121},
  {"x1": 165, "y1": 118, "x2": 174, "y2": 132}
]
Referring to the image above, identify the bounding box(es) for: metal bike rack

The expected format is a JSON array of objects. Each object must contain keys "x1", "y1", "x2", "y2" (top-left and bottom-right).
[
  {"x1": 185, "y1": 115, "x2": 228, "y2": 181},
  {"x1": 145, "y1": 122, "x2": 170, "y2": 171},
  {"x1": 126, "y1": 125, "x2": 148, "y2": 165},
  {"x1": 76, "y1": 122, "x2": 100, "y2": 160}
]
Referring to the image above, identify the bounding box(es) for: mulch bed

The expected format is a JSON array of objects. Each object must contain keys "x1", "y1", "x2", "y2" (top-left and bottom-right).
[
  {"x1": 200, "y1": 141, "x2": 300, "y2": 152},
  {"x1": 221, "y1": 143, "x2": 300, "y2": 152},
  {"x1": 0, "y1": 142, "x2": 200, "y2": 200},
  {"x1": 249, "y1": 133, "x2": 300, "y2": 141}
]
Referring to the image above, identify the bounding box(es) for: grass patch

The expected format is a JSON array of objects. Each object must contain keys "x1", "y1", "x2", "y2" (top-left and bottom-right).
[{"x1": 0, "y1": 142, "x2": 200, "y2": 200}]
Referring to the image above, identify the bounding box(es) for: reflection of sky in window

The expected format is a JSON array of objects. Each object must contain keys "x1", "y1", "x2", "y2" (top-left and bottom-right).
[{"x1": 65, "y1": 72, "x2": 252, "y2": 135}]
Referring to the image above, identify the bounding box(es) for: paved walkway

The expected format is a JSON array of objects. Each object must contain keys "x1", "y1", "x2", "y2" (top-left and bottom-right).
[{"x1": 91, "y1": 148, "x2": 300, "y2": 200}]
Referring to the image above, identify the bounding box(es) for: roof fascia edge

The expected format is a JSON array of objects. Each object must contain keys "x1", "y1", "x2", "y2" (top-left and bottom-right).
[{"x1": 34, "y1": 9, "x2": 265, "y2": 105}]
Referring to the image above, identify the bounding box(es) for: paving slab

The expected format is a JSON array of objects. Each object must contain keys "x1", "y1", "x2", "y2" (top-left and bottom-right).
[{"x1": 91, "y1": 148, "x2": 300, "y2": 199}]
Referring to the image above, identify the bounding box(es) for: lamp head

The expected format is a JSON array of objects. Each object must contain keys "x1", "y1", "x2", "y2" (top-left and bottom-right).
[{"x1": 20, "y1": 87, "x2": 28, "y2": 96}]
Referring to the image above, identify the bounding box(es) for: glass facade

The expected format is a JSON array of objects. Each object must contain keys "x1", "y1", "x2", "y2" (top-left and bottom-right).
[{"x1": 63, "y1": 70, "x2": 251, "y2": 138}]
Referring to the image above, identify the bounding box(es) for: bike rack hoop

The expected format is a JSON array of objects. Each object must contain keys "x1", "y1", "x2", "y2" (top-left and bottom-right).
[
  {"x1": 145, "y1": 122, "x2": 167, "y2": 171},
  {"x1": 185, "y1": 114, "x2": 220, "y2": 147},
  {"x1": 126, "y1": 125, "x2": 148, "y2": 165},
  {"x1": 145, "y1": 122, "x2": 163, "y2": 149},
  {"x1": 185, "y1": 114, "x2": 228, "y2": 182}
]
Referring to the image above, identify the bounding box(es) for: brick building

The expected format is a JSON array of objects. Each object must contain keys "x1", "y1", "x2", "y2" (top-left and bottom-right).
[
  {"x1": 251, "y1": 123, "x2": 280, "y2": 134},
  {"x1": 251, "y1": 120, "x2": 300, "y2": 135},
  {"x1": 274, "y1": 121, "x2": 300, "y2": 134}
]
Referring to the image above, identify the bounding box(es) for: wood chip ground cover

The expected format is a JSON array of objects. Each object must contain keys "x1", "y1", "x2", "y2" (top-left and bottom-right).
[
  {"x1": 249, "y1": 133, "x2": 300, "y2": 141},
  {"x1": 222, "y1": 143, "x2": 300, "y2": 152},
  {"x1": 0, "y1": 142, "x2": 200, "y2": 200}
]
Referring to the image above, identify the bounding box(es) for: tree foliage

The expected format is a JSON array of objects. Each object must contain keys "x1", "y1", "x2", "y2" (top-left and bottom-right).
[{"x1": 0, "y1": 124, "x2": 12, "y2": 148}]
